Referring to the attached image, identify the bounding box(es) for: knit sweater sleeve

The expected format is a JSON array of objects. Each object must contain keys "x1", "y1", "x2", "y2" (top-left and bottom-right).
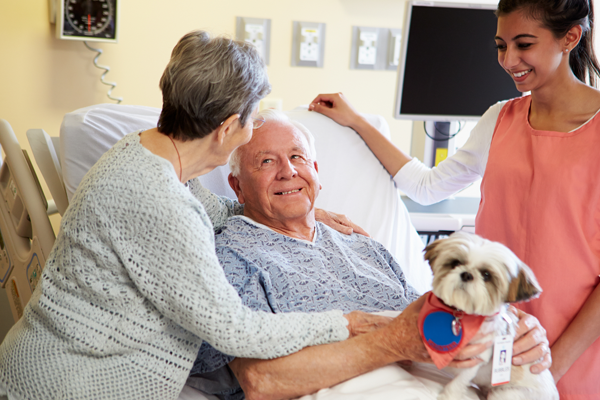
[
  {"x1": 393, "y1": 101, "x2": 506, "y2": 205},
  {"x1": 187, "y1": 179, "x2": 244, "y2": 231},
  {"x1": 104, "y1": 165, "x2": 348, "y2": 360}
]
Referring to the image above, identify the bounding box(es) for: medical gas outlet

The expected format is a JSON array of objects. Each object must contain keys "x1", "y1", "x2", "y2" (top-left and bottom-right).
[
  {"x1": 292, "y1": 21, "x2": 326, "y2": 68},
  {"x1": 236, "y1": 17, "x2": 272, "y2": 65},
  {"x1": 350, "y1": 26, "x2": 402, "y2": 71}
]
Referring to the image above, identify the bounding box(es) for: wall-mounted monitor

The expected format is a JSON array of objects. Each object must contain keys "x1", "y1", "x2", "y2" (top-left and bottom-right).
[{"x1": 394, "y1": 1, "x2": 521, "y2": 121}]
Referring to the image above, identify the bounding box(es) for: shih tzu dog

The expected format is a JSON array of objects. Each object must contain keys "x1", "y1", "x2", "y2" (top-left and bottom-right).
[{"x1": 420, "y1": 232, "x2": 558, "y2": 400}]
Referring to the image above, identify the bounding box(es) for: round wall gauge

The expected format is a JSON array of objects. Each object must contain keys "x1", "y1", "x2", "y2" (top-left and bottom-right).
[{"x1": 58, "y1": 0, "x2": 118, "y2": 42}]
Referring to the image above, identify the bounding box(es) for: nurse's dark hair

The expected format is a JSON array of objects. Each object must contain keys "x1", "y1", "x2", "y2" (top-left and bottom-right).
[
  {"x1": 497, "y1": 0, "x2": 600, "y2": 87},
  {"x1": 157, "y1": 30, "x2": 271, "y2": 141}
]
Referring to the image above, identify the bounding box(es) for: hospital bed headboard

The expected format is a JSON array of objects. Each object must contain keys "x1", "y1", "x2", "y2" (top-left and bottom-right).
[{"x1": 59, "y1": 104, "x2": 432, "y2": 293}]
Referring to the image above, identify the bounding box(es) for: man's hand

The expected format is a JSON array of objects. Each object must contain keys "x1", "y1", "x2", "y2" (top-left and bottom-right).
[
  {"x1": 315, "y1": 208, "x2": 370, "y2": 237},
  {"x1": 509, "y1": 306, "x2": 552, "y2": 374},
  {"x1": 382, "y1": 294, "x2": 431, "y2": 363},
  {"x1": 344, "y1": 311, "x2": 393, "y2": 337}
]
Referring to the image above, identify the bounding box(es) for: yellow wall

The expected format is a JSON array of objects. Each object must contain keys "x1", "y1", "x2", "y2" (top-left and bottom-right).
[
  {"x1": 1, "y1": 0, "x2": 598, "y2": 228},
  {"x1": 0, "y1": 0, "x2": 417, "y2": 144},
  {"x1": 0, "y1": 0, "x2": 425, "y2": 230}
]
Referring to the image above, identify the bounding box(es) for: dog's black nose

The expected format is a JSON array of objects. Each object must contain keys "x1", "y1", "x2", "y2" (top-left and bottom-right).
[{"x1": 460, "y1": 272, "x2": 474, "y2": 282}]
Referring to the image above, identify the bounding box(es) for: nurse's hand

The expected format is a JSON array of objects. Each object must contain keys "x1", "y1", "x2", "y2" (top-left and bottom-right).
[
  {"x1": 448, "y1": 307, "x2": 552, "y2": 371},
  {"x1": 315, "y1": 208, "x2": 370, "y2": 237},
  {"x1": 510, "y1": 306, "x2": 552, "y2": 374},
  {"x1": 448, "y1": 321, "x2": 495, "y2": 369},
  {"x1": 309, "y1": 93, "x2": 365, "y2": 130}
]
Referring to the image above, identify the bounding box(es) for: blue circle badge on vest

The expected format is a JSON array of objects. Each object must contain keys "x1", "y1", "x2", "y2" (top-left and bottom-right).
[{"x1": 422, "y1": 311, "x2": 462, "y2": 353}]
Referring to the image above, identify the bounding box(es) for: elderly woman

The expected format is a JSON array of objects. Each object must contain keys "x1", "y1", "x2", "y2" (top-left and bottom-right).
[{"x1": 0, "y1": 31, "x2": 371, "y2": 400}]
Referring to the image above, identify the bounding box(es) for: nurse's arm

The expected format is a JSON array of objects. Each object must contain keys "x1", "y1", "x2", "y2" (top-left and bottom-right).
[{"x1": 548, "y1": 282, "x2": 600, "y2": 382}]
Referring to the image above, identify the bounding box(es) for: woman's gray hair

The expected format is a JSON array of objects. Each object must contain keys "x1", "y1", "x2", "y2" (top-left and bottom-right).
[
  {"x1": 157, "y1": 30, "x2": 271, "y2": 141},
  {"x1": 229, "y1": 109, "x2": 317, "y2": 177}
]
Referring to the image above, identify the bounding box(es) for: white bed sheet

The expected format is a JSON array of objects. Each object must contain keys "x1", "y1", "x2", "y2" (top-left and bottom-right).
[{"x1": 177, "y1": 364, "x2": 482, "y2": 400}]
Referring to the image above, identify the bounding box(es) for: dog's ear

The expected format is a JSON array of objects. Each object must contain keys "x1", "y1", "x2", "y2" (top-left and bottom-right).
[
  {"x1": 506, "y1": 262, "x2": 542, "y2": 303},
  {"x1": 424, "y1": 240, "x2": 443, "y2": 272}
]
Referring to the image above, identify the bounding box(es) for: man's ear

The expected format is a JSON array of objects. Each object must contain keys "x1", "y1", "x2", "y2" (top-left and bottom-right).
[
  {"x1": 506, "y1": 262, "x2": 542, "y2": 303},
  {"x1": 313, "y1": 161, "x2": 322, "y2": 190},
  {"x1": 217, "y1": 114, "x2": 241, "y2": 145},
  {"x1": 228, "y1": 173, "x2": 245, "y2": 204}
]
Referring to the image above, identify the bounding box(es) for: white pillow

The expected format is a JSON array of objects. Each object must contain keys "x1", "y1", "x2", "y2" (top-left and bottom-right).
[{"x1": 59, "y1": 104, "x2": 235, "y2": 201}]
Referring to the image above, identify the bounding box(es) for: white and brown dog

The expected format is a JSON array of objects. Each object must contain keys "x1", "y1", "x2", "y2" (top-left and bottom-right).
[{"x1": 421, "y1": 232, "x2": 558, "y2": 400}]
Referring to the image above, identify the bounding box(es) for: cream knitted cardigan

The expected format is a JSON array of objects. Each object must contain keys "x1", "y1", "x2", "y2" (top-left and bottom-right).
[{"x1": 0, "y1": 131, "x2": 348, "y2": 400}]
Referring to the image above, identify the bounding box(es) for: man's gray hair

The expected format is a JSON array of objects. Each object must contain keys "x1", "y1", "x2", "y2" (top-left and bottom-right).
[
  {"x1": 157, "y1": 30, "x2": 271, "y2": 141},
  {"x1": 229, "y1": 109, "x2": 317, "y2": 177}
]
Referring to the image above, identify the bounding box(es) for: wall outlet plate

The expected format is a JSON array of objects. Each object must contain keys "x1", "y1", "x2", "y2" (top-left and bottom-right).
[
  {"x1": 236, "y1": 17, "x2": 271, "y2": 65},
  {"x1": 291, "y1": 21, "x2": 326, "y2": 68}
]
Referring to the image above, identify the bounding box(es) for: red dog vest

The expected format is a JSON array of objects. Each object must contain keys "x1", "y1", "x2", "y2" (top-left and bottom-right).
[{"x1": 418, "y1": 292, "x2": 486, "y2": 369}]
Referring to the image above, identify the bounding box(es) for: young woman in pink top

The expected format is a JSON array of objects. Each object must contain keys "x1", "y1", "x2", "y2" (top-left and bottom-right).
[{"x1": 309, "y1": 0, "x2": 600, "y2": 398}]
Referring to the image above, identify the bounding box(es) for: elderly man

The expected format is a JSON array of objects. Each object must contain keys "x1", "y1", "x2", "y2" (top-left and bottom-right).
[{"x1": 187, "y1": 110, "x2": 551, "y2": 400}]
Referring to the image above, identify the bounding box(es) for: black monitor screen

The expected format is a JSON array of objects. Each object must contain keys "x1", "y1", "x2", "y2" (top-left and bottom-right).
[{"x1": 395, "y1": 3, "x2": 521, "y2": 120}]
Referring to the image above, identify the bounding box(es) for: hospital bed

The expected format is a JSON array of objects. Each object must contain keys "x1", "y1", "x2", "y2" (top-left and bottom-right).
[
  {"x1": 0, "y1": 104, "x2": 475, "y2": 400},
  {"x1": 58, "y1": 104, "x2": 433, "y2": 294}
]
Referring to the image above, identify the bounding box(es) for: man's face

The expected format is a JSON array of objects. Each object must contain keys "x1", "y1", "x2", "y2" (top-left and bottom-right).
[{"x1": 230, "y1": 120, "x2": 320, "y2": 225}]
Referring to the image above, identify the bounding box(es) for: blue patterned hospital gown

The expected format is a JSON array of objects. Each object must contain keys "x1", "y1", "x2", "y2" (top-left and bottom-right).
[{"x1": 188, "y1": 216, "x2": 420, "y2": 396}]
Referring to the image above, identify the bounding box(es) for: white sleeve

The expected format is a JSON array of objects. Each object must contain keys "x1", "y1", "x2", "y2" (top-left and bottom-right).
[{"x1": 393, "y1": 101, "x2": 506, "y2": 205}]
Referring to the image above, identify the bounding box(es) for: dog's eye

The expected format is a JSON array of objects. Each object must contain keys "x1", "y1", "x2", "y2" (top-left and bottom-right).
[
  {"x1": 481, "y1": 270, "x2": 492, "y2": 282},
  {"x1": 449, "y1": 259, "x2": 462, "y2": 269}
]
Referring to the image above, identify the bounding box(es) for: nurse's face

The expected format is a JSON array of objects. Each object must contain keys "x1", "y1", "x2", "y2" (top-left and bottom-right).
[{"x1": 495, "y1": 10, "x2": 567, "y2": 93}]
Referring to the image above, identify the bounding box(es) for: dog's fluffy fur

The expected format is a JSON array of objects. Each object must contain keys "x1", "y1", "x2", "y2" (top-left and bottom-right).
[{"x1": 424, "y1": 232, "x2": 558, "y2": 400}]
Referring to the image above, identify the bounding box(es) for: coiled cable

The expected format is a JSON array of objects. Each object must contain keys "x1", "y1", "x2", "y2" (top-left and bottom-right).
[
  {"x1": 83, "y1": 41, "x2": 123, "y2": 104},
  {"x1": 423, "y1": 121, "x2": 464, "y2": 141}
]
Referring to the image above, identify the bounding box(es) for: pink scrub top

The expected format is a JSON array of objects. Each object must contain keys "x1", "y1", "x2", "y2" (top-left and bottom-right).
[{"x1": 476, "y1": 96, "x2": 600, "y2": 400}]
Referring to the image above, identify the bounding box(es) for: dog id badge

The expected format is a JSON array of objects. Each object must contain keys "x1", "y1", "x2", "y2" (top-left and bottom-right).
[{"x1": 491, "y1": 335, "x2": 513, "y2": 386}]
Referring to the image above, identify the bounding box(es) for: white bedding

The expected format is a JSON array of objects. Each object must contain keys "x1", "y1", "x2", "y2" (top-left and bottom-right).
[
  {"x1": 176, "y1": 312, "x2": 482, "y2": 400},
  {"x1": 177, "y1": 364, "x2": 483, "y2": 400}
]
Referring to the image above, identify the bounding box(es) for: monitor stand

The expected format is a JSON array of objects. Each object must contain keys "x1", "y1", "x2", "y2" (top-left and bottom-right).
[{"x1": 422, "y1": 121, "x2": 458, "y2": 168}]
